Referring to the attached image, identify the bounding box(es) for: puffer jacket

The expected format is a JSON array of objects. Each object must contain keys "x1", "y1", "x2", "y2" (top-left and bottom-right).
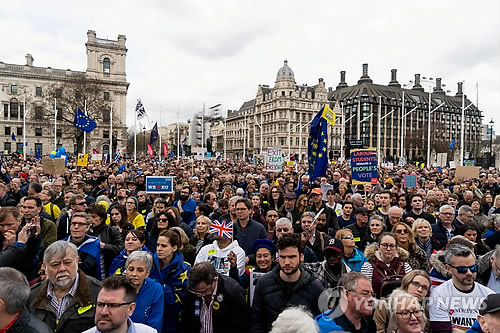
[
  {"x1": 28, "y1": 270, "x2": 102, "y2": 333},
  {"x1": 7, "y1": 307, "x2": 52, "y2": 333},
  {"x1": 429, "y1": 250, "x2": 450, "y2": 289},
  {"x1": 250, "y1": 265, "x2": 324, "y2": 333},
  {"x1": 406, "y1": 243, "x2": 429, "y2": 270},
  {"x1": 476, "y1": 249, "x2": 494, "y2": 287}
]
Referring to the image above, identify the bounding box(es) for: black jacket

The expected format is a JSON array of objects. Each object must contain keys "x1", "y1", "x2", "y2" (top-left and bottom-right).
[
  {"x1": 7, "y1": 307, "x2": 52, "y2": 333},
  {"x1": 88, "y1": 223, "x2": 124, "y2": 273},
  {"x1": 431, "y1": 220, "x2": 460, "y2": 248},
  {"x1": 306, "y1": 203, "x2": 340, "y2": 232},
  {"x1": 251, "y1": 265, "x2": 325, "y2": 333},
  {"x1": 181, "y1": 274, "x2": 248, "y2": 333}
]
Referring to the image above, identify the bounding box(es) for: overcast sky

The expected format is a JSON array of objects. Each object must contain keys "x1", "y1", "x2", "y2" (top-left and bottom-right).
[{"x1": 1, "y1": 0, "x2": 499, "y2": 132}]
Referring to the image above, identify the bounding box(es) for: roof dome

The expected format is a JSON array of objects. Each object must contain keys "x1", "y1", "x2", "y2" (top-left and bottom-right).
[{"x1": 276, "y1": 59, "x2": 294, "y2": 80}]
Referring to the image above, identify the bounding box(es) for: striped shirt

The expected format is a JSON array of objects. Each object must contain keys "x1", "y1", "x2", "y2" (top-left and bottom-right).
[
  {"x1": 200, "y1": 278, "x2": 218, "y2": 333},
  {"x1": 47, "y1": 274, "x2": 80, "y2": 320}
]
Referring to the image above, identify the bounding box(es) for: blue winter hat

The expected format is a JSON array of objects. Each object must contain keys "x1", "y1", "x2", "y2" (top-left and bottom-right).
[{"x1": 252, "y1": 239, "x2": 276, "y2": 255}]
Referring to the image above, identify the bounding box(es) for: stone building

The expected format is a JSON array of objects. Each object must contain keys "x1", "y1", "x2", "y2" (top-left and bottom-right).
[
  {"x1": 0, "y1": 30, "x2": 128, "y2": 156},
  {"x1": 225, "y1": 60, "x2": 339, "y2": 160},
  {"x1": 328, "y1": 64, "x2": 483, "y2": 164}
]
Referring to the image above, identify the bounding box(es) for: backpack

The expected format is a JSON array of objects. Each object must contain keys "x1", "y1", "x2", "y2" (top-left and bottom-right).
[{"x1": 371, "y1": 262, "x2": 404, "y2": 298}]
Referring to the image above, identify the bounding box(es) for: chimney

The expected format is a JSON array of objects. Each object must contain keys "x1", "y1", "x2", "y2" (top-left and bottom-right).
[
  {"x1": 25, "y1": 54, "x2": 34, "y2": 66},
  {"x1": 412, "y1": 74, "x2": 424, "y2": 92},
  {"x1": 388, "y1": 69, "x2": 401, "y2": 87},
  {"x1": 336, "y1": 71, "x2": 348, "y2": 89},
  {"x1": 433, "y1": 78, "x2": 444, "y2": 94},
  {"x1": 455, "y1": 82, "x2": 463, "y2": 97},
  {"x1": 358, "y1": 63, "x2": 373, "y2": 84}
]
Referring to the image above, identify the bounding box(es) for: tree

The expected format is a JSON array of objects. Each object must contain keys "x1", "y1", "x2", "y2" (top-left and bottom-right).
[{"x1": 30, "y1": 74, "x2": 110, "y2": 154}]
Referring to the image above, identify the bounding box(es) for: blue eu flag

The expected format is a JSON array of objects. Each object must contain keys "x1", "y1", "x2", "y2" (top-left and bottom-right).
[
  {"x1": 150, "y1": 122, "x2": 159, "y2": 145},
  {"x1": 73, "y1": 107, "x2": 97, "y2": 133},
  {"x1": 308, "y1": 105, "x2": 328, "y2": 182}
]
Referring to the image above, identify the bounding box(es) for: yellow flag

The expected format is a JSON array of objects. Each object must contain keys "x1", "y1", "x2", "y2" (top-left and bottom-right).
[
  {"x1": 321, "y1": 104, "x2": 336, "y2": 126},
  {"x1": 77, "y1": 153, "x2": 88, "y2": 167}
]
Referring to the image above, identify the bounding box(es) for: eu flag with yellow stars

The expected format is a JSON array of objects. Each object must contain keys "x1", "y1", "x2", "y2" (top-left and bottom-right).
[
  {"x1": 308, "y1": 105, "x2": 328, "y2": 181},
  {"x1": 73, "y1": 107, "x2": 97, "y2": 133}
]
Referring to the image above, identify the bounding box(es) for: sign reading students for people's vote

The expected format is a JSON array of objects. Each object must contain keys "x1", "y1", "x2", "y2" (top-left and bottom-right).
[
  {"x1": 145, "y1": 176, "x2": 173, "y2": 194},
  {"x1": 266, "y1": 147, "x2": 283, "y2": 172},
  {"x1": 350, "y1": 148, "x2": 378, "y2": 185},
  {"x1": 404, "y1": 174, "x2": 418, "y2": 188}
]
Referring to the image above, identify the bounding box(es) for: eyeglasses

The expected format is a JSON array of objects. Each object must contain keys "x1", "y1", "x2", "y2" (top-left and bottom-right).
[
  {"x1": 380, "y1": 243, "x2": 397, "y2": 249},
  {"x1": 138, "y1": 195, "x2": 145, "y2": 198},
  {"x1": 396, "y1": 310, "x2": 424, "y2": 320},
  {"x1": 96, "y1": 302, "x2": 132, "y2": 310},
  {"x1": 342, "y1": 234, "x2": 354, "y2": 240},
  {"x1": 126, "y1": 202, "x2": 135, "y2": 205},
  {"x1": 188, "y1": 284, "x2": 213, "y2": 297},
  {"x1": 409, "y1": 281, "x2": 430, "y2": 291},
  {"x1": 235, "y1": 208, "x2": 248, "y2": 211},
  {"x1": 271, "y1": 191, "x2": 279, "y2": 194},
  {"x1": 395, "y1": 229, "x2": 409, "y2": 234},
  {"x1": 158, "y1": 218, "x2": 169, "y2": 222},
  {"x1": 448, "y1": 264, "x2": 478, "y2": 274},
  {"x1": 74, "y1": 202, "x2": 87, "y2": 206},
  {"x1": 71, "y1": 222, "x2": 89, "y2": 227},
  {"x1": 276, "y1": 228, "x2": 291, "y2": 233}
]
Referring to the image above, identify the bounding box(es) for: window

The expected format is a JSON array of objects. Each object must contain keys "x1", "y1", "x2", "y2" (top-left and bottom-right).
[
  {"x1": 17, "y1": 127, "x2": 22, "y2": 136},
  {"x1": 10, "y1": 102, "x2": 18, "y2": 118},
  {"x1": 4, "y1": 142, "x2": 11, "y2": 153},
  {"x1": 16, "y1": 143, "x2": 23, "y2": 153},
  {"x1": 103, "y1": 130, "x2": 109, "y2": 139},
  {"x1": 56, "y1": 108, "x2": 62, "y2": 120},
  {"x1": 56, "y1": 89, "x2": 62, "y2": 98},
  {"x1": 35, "y1": 106, "x2": 43, "y2": 120},
  {"x1": 10, "y1": 85, "x2": 17, "y2": 94},
  {"x1": 36, "y1": 87, "x2": 42, "y2": 97},
  {"x1": 4, "y1": 127, "x2": 10, "y2": 136},
  {"x1": 104, "y1": 92, "x2": 110, "y2": 101},
  {"x1": 56, "y1": 129, "x2": 62, "y2": 137},
  {"x1": 35, "y1": 143, "x2": 42, "y2": 156},
  {"x1": 19, "y1": 104, "x2": 24, "y2": 119},
  {"x1": 3, "y1": 105, "x2": 8, "y2": 118},
  {"x1": 281, "y1": 91, "x2": 285, "y2": 96},
  {"x1": 103, "y1": 58, "x2": 110, "y2": 74},
  {"x1": 35, "y1": 128, "x2": 42, "y2": 136}
]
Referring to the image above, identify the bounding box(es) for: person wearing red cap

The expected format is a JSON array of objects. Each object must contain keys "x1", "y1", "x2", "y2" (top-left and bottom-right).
[{"x1": 306, "y1": 187, "x2": 339, "y2": 233}]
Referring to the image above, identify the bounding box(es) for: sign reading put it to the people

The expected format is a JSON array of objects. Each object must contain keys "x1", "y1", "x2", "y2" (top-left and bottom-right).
[
  {"x1": 266, "y1": 147, "x2": 283, "y2": 172},
  {"x1": 404, "y1": 174, "x2": 418, "y2": 188}
]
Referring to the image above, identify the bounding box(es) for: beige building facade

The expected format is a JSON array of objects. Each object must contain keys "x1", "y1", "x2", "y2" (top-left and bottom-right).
[{"x1": 0, "y1": 30, "x2": 128, "y2": 156}]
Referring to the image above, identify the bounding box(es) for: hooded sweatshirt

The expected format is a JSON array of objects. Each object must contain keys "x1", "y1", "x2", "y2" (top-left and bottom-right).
[{"x1": 194, "y1": 239, "x2": 246, "y2": 276}]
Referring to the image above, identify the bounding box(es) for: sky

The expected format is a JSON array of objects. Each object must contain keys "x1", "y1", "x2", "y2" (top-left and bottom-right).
[{"x1": 1, "y1": 0, "x2": 499, "y2": 133}]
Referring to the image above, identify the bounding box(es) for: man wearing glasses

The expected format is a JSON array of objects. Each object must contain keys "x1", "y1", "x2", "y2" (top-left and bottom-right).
[
  {"x1": 429, "y1": 244, "x2": 494, "y2": 332},
  {"x1": 83, "y1": 275, "x2": 156, "y2": 333},
  {"x1": 57, "y1": 194, "x2": 88, "y2": 240},
  {"x1": 29, "y1": 241, "x2": 102, "y2": 333},
  {"x1": 182, "y1": 262, "x2": 248, "y2": 332},
  {"x1": 431, "y1": 205, "x2": 460, "y2": 248}
]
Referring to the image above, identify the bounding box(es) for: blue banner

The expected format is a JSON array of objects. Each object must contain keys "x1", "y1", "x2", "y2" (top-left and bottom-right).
[
  {"x1": 145, "y1": 176, "x2": 174, "y2": 194},
  {"x1": 350, "y1": 148, "x2": 378, "y2": 185}
]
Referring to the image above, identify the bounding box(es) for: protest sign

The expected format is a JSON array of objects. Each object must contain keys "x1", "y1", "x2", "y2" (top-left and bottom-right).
[
  {"x1": 404, "y1": 175, "x2": 418, "y2": 188},
  {"x1": 249, "y1": 270, "x2": 265, "y2": 307},
  {"x1": 42, "y1": 157, "x2": 65, "y2": 175},
  {"x1": 350, "y1": 148, "x2": 377, "y2": 185},
  {"x1": 92, "y1": 154, "x2": 102, "y2": 161},
  {"x1": 77, "y1": 153, "x2": 88, "y2": 167},
  {"x1": 456, "y1": 166, "x2": 480, "y2": 179},
  {"x1": 449, "y1": 161, "x2": 456, "y2": 169},
  {"x1": 266, "y1": 147, "x2": 283, "y2": 172},
  {"x1": 321, "y1": 184, "x2": 333, "y2": 201},
  {"x1": 145, "y1": 176, "x2": 174, "y2": 194},
  {"x1": 286, "y1": 161, "x2": 295, "y2": 168}
]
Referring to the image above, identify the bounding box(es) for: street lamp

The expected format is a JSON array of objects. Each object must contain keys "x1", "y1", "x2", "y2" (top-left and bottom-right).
[{"x1": 490, "y1": 118, "x2": 495, "y2": 168}]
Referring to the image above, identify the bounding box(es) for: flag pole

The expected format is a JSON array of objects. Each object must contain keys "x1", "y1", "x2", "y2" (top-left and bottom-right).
[
  {"x1": 23, "y1": 96, "x2": 26, "y2": 160},
  {"x1": 177, "y1": 110, "x2": 180, "y2": 161},
  {"x1": 110, "y1": 105, "x2": 113, "y2": 163},
  {"x1": 54, "y1": 98, "x2": 57, "y2": 152},
  {"x1": 134, "y1": 103, "x2": 137, "y2": 162},
  {"x1": 84, "y1": 100, "x2": 87, "y2": 155},
  {"x1": 159, "y1": 106, "x2": 162, "y2": 161}
]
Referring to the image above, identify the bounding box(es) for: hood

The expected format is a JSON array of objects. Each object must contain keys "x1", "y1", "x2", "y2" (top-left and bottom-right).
[
  {"x1": 213, "y1": 239, "x2": 240, "y2": 253},
  {"x1": 429, "y1": 250, "x2": 449, "y2": 277},
  {"x1": 364, "y1": 244, "x2": 409, "y2": 261}
]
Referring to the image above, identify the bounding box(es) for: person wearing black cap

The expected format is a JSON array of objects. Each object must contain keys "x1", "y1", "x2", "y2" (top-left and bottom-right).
[
  {"x1": 346, "y1": 207, "x2": 370, "y2": 250},
  {"x1": 278, "y1": 192, "x2": 301, "y2": 225},
  {"x1": 466, "y1": 293, "x2": 500, "y2": 333},
  {"x1": 303, "y1": 237, "x2": 350, "y2": 289}
]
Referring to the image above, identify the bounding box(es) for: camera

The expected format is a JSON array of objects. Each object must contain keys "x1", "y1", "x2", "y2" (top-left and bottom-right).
[{"x1": 26, "y1": 226, "x2": 37, "y2": 236}]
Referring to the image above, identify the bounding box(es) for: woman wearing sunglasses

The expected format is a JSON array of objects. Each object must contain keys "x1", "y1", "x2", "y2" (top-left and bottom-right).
[
  {"x1": 374, "y1": 270, "x2": 431, "y2": 333},
  {"x1": 392, "y1": 222, "x2": 429, "y2": 270},
  {"x1": 145, "y1": 211, "x2": 176, "y2": 253},
  {"x1": 335, "y1": 229, "x2": 367, "y2": 272}
]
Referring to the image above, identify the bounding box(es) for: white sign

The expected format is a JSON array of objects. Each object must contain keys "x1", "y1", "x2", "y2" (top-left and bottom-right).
[
  {"x1": 92, "y1": 154, "x2": 102, "y2": 161},
  {"x1": 249, "y1": 270, "x2": 265, "y2": 307},
  {"x1": 321, "y1": 184, "x2": 333, "y2": 201},
  {"x1": 265, "y1": 147, "x2": 283, "y2": 172},
  {"x1": 449, "y1": 161, "x2": 456, "y2": 169}
]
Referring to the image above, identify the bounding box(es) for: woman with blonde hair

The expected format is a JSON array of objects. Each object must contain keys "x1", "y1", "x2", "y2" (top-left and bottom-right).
[
  {"x1": 189, "y1": 215, "x2": 215, "y2": 253},
  {"x1": 487, "y1": 194, "x2": 500, "y2": 216},
  {"x1": 295, "y1": 194, "x2": 309, "y2": 214},
  {"x1": 388, "y1": 289, "x2": 426, "y2": 333},
  {"x1": 335, "y1": 228, "x2": 367, "y2": 272},
  {"x1": 373, "y1": 270, "x2": 431, "y2": 333},
  {"x1": 412, "y1": 218, "x2": 443, "y2": 257},
  {"x1": 392, "y1": 222, "x2": 428, "y2": 270}
]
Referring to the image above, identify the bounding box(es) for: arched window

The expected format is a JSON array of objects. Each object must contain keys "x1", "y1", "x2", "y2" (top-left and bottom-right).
[{"x1": 103, "y1": 58, "x2": 110, "y2": 74}]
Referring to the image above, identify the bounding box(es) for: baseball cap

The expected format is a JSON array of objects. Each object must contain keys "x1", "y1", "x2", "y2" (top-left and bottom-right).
[
  {"x1": 311, "y1": 188, "x2": 323, "y2": 195},
  {"x1": 479, "y1": 294, "x2": 500, "y2": 315},
  {"x1": 323, "y1": 237, "x2": 344, "y2": 253}
]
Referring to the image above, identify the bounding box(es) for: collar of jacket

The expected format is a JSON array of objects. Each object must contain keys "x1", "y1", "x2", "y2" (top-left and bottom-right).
[{"x1": 31, "y1": 270, "x2": 93, "y2": 309}]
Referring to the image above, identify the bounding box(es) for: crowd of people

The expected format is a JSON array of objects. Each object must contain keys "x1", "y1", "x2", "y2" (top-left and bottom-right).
[{"x1": 0, "y1": 154, "x2": 499, "y2": 333}]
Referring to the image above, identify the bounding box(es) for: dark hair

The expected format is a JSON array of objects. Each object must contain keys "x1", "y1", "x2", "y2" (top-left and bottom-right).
[
  {"x1": 153, "y1": 211, "x2": 176, "y2": 233},
  {"x1": 342, "y1": 201, "x2": 353, "y2": 208},
  {"x1": 410, "y1": 193, "x2": 423, "y2": 202},
  {"x1": 29, "y1": 183, "x2": 42, "y2": 194},
  {"x1": 188, "y1": 262, "x2": 217, "y2": 288},
  {"x1": 126, "y1": 229, "x2": 145, "y2": 244},
  {"x1": 197, "y1": 203, "x2": 213, "y2": 216},
  {"x1": 235, "y1": 198, "x2": 252, "y2": 210},
  {"x1": 96, "y1": 175, "x2": 107, "y2": 185},
  {"x1": 24, "y1": 195, "x2": 42, "y2": 208},
  {"x1": 102, "y1": 275, "x2": 137, "y2": 303},
  {"x1": 159, "y1": 229, "x2": 181, "y2": 249},
  {"x1": 110, "y1": 204, "x2": 129, "y2": 229},
  {"x1": 378, "y1": 232, "x2": 397, "y2": 245},
  {"x1": 44, "y1": 189, "x2": 55, "y2": 201},
  {"x1": 459, "y1": 223, "x2": 480, "y2": 236},
  {"x1": 380, "y1": 190, "x2": 391, "y2": 197},
  {"x1": 218, "y1": 198, "x2": 229, "y2": 208},
  {"x1": 86, "y1": 204, "x2": 107, "y2": 222},
  {"x1": 69, "y1": 194, "x2": 85, "y2": 207},
  {"x1": 276, "y1": 233, "x2": 303, "y2": 254}
]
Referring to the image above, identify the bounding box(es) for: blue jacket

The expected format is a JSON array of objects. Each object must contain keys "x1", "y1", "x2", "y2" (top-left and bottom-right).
[
  {"x1": 342, "y1": 248, "x2": 368, "y2": 272},
  {"x1": 108, "y1": 245, "x2": 151, "y2": 277},
  {"x1": 465, "y1": 320, "x2": 484, "y2": 333},
  {"x1": 234, "y1": 219, "x2": 267, "y2": 256},
  {"x1": 150, "y1": 251, "x2": 191, "y2": 333},
  {"x1": 131, "y1": 277, "x2": 164, "y2": 333},
  {"x1": 315, "y1": 310, "x2": 345, "y2": 333},
  {"x1": 173, "y1": 198, "x2": 197, "y2": 227},
  {"x1": 65, "y1": 235, "x2": 102, "y2": 280}
]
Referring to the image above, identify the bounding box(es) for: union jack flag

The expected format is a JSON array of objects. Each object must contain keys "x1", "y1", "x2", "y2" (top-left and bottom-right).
[{"x1": 209, "y1": 220, "x2": 233, "y2": 239}]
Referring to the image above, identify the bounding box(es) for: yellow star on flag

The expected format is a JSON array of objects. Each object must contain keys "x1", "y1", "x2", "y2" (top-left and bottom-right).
[
  {"x1": 323, "y1": 139, "x2": 327, "y2": 143},
  {"x1": 322, "y1": 147, "x2": 326, "y2": 152},
  {"x1": 312, "y1": 152, "x2": 317, "y2": 156},
  {"x1": 318, "y1": 153, "x2": 323, "y2": 158}
]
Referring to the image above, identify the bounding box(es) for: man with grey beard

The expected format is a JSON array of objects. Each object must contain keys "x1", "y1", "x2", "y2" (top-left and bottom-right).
[{"x1": 28, "y1": 241, "x2": 102, "y2": 333}]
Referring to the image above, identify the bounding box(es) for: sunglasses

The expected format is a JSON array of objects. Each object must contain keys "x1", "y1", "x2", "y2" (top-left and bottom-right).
[
  {"x1": 395, "y1": 229, "x2": 409, "y2": 234},
  {"x1": 158, "y1": 218, "x2": 169, "y2": 222},
  {"x1": 342, "y1": 234, "x2": 354, "y2": 240},
  {"x1": 276, "y1": 228, "x2": 291, "y2": 233},
  {"x1": 74, "y1": 202, "x2": 86, "y2": 206},
  {"x1": 448, "y1": 264, "x2": 478, "y2": 274},
  {"x1": 110, "y1": 213, "x2": 121, "y2": 216}
]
